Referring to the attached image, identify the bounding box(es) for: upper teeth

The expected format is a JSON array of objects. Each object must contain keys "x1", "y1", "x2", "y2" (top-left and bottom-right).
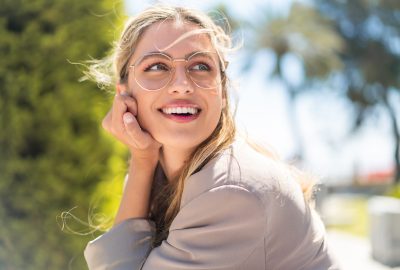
[{"x1": 162, "y1": 107, "x2": 199, "y2": 115}]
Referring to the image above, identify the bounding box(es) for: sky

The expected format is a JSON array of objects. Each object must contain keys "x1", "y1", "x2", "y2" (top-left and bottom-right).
[{"x1": 124, "y1": 0, "x2": 397, "y2": 184}]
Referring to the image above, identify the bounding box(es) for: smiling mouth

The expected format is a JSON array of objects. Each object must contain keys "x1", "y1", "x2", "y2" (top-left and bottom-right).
[{"x1": 158, "y1": 107, "x2": 202, "y2": 116}]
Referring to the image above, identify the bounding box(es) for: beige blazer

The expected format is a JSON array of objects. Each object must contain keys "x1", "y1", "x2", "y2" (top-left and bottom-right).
[{"x1": 84, "y1": 139, "x2": 340, "y2": 270}]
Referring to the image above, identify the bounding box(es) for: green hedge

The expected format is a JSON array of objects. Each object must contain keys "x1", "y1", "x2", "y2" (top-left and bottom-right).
[{"x1": 0, "y1": 0, "x2": 124, "y2": 269}]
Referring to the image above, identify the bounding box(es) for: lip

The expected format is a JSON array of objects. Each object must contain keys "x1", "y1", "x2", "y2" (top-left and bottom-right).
[
  {"x1": 158, "y1": 100, "x2": 201, "y2": 109},
  {"x1": 157, "y1": 100, "x2": 202, "y2": 123}
]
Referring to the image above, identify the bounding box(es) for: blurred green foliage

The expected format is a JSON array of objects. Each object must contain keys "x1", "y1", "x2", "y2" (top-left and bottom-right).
[
  {"x1": 256, "y1": 3, "x2": 344, "y2": 80},
  {"x1": 0, "y1": 0, "x2": 126, "y2": 269}
]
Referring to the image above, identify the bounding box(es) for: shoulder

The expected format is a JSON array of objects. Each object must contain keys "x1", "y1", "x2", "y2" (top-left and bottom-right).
[
  {"x1": 176, "y1": 140, "x2": 335, "y2": 269},
  {"x1": 180, "y1": 139, "x2": 316, "y2": 239},
  {"x1": 182, "y1": 139, "x2": 305, "y2": 211}
]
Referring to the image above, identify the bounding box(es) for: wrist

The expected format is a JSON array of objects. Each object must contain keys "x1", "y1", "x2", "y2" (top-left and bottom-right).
[
  {"x1": 129, "y1": 154, "x2": 158, "y2": 171},
  {"x1": 130, "y1": 146, "x2": 159, "y2": 160}
]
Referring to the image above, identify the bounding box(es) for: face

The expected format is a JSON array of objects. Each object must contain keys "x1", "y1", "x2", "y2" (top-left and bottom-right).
[{"x1": 124, "y1": 20, "x2": 226, "y2": 151}]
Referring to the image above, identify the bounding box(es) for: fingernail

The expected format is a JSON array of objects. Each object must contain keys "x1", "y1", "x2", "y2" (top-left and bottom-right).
[
  {"x1": 123, "y1": 113, "x2": 134, "y2": 124},
  {"x1": 120, "y1": 91, "x2": 130, "y2": 97}
]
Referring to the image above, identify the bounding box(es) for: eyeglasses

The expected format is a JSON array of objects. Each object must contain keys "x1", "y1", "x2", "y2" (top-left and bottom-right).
[{"x1": 128, "y1": 51, "x2": 226, "y2": 91}]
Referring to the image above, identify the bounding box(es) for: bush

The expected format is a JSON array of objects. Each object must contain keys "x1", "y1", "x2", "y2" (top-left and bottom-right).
[{"x1": 0, "y1": 0, "x2": 122, "y2": 269}]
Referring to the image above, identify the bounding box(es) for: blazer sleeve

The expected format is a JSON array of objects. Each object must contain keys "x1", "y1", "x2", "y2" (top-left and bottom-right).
[
  {"x1": 84, "y1": 184, "x2": 266, "y2": 270},
  {"x1": 142, "y1": 184, "x2": 266, "y2": 269},
  {"x1": 84, "y1": 218, "x2": 155, "y2": 270}
]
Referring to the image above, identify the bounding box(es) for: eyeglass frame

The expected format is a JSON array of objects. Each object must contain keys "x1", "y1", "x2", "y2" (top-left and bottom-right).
[{"x1": 127, "y1": 50, "x2": 229, "y2": 92}]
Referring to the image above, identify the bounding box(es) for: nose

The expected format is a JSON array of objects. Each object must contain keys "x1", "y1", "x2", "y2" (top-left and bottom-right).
[{"x1": 167, "y1": 66, "x2": 194, "y2": 95}]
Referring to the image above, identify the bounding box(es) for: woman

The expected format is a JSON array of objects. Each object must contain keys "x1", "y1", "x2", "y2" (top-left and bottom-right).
[{"x1": 84, "y1": 4, "x2": 340, "y2": 270}]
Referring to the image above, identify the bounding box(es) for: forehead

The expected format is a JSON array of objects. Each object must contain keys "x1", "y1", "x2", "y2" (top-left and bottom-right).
[{"x1": 132, "y1": 20, "x2": 214, "y2": 59}]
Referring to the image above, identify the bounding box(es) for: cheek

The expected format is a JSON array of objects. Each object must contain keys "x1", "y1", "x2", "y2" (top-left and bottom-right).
[
  {"x1": 131, "y1": 94, "x2": 154, "y2": 129},
  {"x1": 204, "y1": 94, "x2": 224, "y2": 130},
  {"x1": 206, "y1": 87, "x2": 225, "y2": 114}
]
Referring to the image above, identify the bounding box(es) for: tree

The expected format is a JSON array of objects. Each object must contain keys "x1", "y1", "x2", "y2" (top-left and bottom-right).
[
  {"x1": 314, "y1": 0, "x2": 400, "y2": 183},
  {"x1": 252, "y1": 3, "x2": 344, "y2": 161},
  {"x1": 247, "y1": 0, "x2": 399, "y2": 183},
  {"x1": 0, "y1": 0, "x2": 121, "y2": 269}
]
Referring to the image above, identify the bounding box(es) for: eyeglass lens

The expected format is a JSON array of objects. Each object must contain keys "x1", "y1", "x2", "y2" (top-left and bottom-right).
[{"x1": 133, "y1": 52, "x2": 221, "y2": 91}]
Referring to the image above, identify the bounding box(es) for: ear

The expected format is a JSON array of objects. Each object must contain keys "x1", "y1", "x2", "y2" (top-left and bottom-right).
[{"x1": 116, "y1": 83, "x2": 129, "y2": 95}]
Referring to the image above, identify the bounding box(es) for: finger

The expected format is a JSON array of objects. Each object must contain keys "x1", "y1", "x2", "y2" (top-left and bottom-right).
[
  {"x1": 124, "y1": 96, "x2": 138, "y2": 116},
  {"x1": 114, "y1": 92, "x2": 138, "y2": 116},
  {"x1": 118, "y1": 90, "x2": 138, "y2": 117},
  {"x1": 102, "y1": 109, "x2": 113, "y2": 133},
  {"x1": 111, "y1": 93, "x2": 129, "y2": 134},
  {"x1": 122, "y1": 112, "x2": 149, "y2": 148}
]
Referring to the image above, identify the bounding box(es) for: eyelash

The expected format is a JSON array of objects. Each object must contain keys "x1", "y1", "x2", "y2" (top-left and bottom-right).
[
  {"x1": 143, "y1": 62, "x2": 169, "y2": 72},
  {"x1": 191, "y1": 62, "x2": 212, "y2": 71},
  {"x1": 143, "y1": 61, "x2": 213, "y2": 72}
]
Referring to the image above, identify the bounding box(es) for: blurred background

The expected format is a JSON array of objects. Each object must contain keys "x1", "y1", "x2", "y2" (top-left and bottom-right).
[{"x1": 1, "y1": 0, "x2": 400, "y2": 269}]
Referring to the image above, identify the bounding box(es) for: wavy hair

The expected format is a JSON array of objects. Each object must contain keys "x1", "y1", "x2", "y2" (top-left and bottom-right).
[{"x1": 84, "y1": 4, "x2": 316, "y2": 247}]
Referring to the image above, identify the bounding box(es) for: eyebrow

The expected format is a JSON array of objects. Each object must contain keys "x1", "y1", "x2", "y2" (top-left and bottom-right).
[{"x1": 143, "y1": 50, "x2": 213, "y2": 59}]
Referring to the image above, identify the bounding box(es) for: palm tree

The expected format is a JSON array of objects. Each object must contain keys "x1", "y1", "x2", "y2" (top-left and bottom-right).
[
  {"x1": 315, "y1": 0, "x2": 400, "y2": 183},
  {"x1": 252, "y1": 3, "x2": 344, "y2": 162}
]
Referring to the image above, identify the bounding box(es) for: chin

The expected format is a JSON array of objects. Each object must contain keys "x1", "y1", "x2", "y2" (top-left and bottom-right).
[{"x1": 158, "y1": 134, "x2": 209, "y2": 151}]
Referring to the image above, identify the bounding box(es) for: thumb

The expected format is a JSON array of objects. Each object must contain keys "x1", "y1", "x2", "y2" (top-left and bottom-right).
[
  {"x1": 123, "y1": 112, "x2": 141, "y2": 134},
  {"x1": 123, "y1": 112, "x2": 136, "y2": 125},
  {"x1": 122, "y1": 112, "x2": 148, "y2": 145}
]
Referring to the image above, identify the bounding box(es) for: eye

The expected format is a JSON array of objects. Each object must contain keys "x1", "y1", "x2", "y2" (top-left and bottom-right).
[
  {"x1": 190, "y1": 63, "x2": 211, "y2": 71},
  {"x1": 144, "y1": 62, "x2": 169, "y2": 72}
]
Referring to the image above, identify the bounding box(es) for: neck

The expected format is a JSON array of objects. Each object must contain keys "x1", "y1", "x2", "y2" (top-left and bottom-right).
[{"x1": 159, "y1": 145, "x2": 195, "y2": 183}]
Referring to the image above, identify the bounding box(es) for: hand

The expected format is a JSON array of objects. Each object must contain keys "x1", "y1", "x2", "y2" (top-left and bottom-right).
[{"x1": 102, "y1": 86, "x2": 162, "y2": 166}]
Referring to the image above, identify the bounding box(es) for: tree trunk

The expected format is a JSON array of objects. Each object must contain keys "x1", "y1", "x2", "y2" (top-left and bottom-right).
[
  {"x1": 276, "y1": 58, "x2": 304, "y2": 164},
  {"x1": 383, "y1": 93, "x2": 400, "y2": 184},
  {"x1": 285, "y1": 82, "x2": 304, "y2": 163}
]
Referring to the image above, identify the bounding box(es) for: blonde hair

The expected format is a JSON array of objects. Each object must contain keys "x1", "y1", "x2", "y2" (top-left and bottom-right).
[{"x1": 85, "y1": 4, "x2": 316, "y2": 247}]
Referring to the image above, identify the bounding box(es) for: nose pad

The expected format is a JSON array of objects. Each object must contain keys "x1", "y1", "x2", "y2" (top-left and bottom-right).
[{"x1": 168, "y1": 67, "x2": 193, "y2": 93}]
